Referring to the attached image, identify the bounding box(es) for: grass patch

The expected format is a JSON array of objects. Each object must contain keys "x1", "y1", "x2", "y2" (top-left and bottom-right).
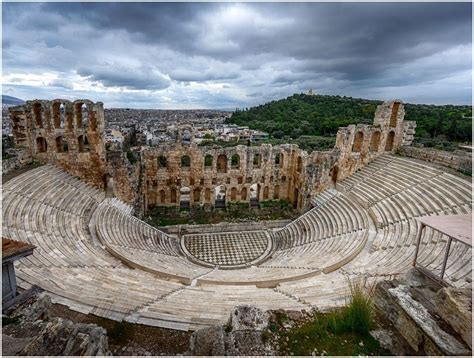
[
  {"x1": 2, "y1": 315, "x2": 22, "y2": 326},
  {"x1": 278, "y1": 279, "x2": 387, "y2": 356}
]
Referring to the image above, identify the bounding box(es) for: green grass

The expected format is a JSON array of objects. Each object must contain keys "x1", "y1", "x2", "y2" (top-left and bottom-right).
[{"x1": 277, "y1": 279, "x2": 387, "y2": 356}]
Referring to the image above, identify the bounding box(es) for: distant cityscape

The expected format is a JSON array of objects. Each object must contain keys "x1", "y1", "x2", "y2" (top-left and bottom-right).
[{"x1": 2, "y1": 102, "x2": 269, "y2": 152}]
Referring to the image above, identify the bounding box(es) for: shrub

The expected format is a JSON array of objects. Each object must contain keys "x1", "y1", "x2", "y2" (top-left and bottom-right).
[{"x1": 328, "y1": 278, "x2": 374, "y2": 335}]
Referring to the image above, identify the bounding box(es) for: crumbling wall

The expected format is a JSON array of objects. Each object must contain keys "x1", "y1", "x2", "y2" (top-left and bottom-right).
[
  {"x1": 335, "y1": 100, "x2": 408, "y2": 183},
  {"x1": 8, "y1": 99, "x2": 107, "y2": 189},
  {"x1": 397, "y1": 146, "x2": 471, "y2": 175}
]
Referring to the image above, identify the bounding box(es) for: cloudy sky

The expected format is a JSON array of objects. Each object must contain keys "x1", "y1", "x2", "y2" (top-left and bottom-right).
[{"x1": 2, "y1": 2, "x2": 472, "y2": 109}]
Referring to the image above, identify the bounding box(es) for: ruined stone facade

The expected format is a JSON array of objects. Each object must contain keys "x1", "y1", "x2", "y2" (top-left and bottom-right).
[
  {"x1": 8, "y1": 99, "x2": 108, "y2": 189},
  {"x1": 9, "y1": 99, "x2": 412, "y2": 214}
]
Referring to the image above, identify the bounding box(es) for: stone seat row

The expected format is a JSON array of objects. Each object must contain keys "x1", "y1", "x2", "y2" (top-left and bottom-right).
[
  {"x1": 103, "y1": 197, "x2": 134, "y2": 215},
  {"x1": 341, "y1": 214, "x2": 472, "y2": 287},
  {"x1": 275, "y1": 192, "x2": 368, "y2": 250},
  {"x1": 94, "y1": 202, "x2": 181, "y2": 256},
  {"x1": 309, "y1": 189, "x2": 338, "y2": 207},
  {"x1": 4, "y1": 164, "x2": 105, "y2": 203},
  {"x1": 262, "y1": 229, "x2": 367, "y2": 274},
  {"x1": 341, "y1": 156, "x2": 444, "y2": 204}
]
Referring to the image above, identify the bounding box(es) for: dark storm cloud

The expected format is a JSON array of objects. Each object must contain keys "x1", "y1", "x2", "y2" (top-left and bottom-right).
[{"x1": 2, "y1": 2, "x2": 471, "y2": 107}]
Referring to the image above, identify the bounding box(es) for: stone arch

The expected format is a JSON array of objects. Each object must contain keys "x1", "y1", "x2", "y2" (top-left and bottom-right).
[
  {"x1": 158, "y1": 155, "x2": 167, "y2": 169},
  {"x1": 353, "y1": 132, "x2": 364, "y2": 153},
  {"x1": 159, "y1": 190, "x2": 166, "y2": 204},
  {"x1": 204, "y1": 154, "x2": 213, "y2": 168},
  {"x1": 331, "y1": 166, "x2": 339, "y2": 183},
  {"x1": 240, "y1": 187, "x2": 248, "y2": 201},
  {"x1": 180, "y1": 187, "x2": 191, "y2": 209},
  {"x1": 231, "y1": 154, "x2": 240, "y2": 169},
  {"x1": 36, "y1": 137, "x2": 47, "y2": 153},
  {"x1": 181, "y1": 155, "x2": 191, "y2": 168},
  {"x1": 385, "y1": 131, "x2": 395, "y2": 151},
  {"x1": 32, "y1": 102, "x2": 43, "y2": 128},
  {"x1": 370, "y1": 131, "x2": 381, "y2": 152},
  {"x1": 217, "y1": 154, "x2": 227, "y2": 173},
  {"x1": 293, "y1": 188, "x2": 299, "y2": 209},
  {"x1": 263, "y1": 186, "x2": 269, "y2": 200},
  {"x1": 170, "y1": 189, "x2": 177, "y2": 204},
  {"x1": 193, "y1": 188, "x2": 201, "y2": 202},
  {"x1": 214, "y1": 185, "x2": 226, "y2": 208},
  {"x1": 297, "y1": 156, "x2": 303, "y2": 172},
  {"x1": 77, "y1": 135, "x2": 90, "y2": 152},
  {"x1": 274, "y1": 153, "x2": 280, "y2": 166},
  {"x1": 390, "y1": 102, "x2": 400, "y2": 127},
  {"x1": 55, "y1": 136, "x2": 68, "y2": 153},
  {"x1": 230, "y1": 187, "x2": 237, "y2": 201},
  {"x1": 250, "y1": 183, "x2": 260, "y2": 206},
  {"x1": 273, "y1": 185, "x2": 280, "y2": 200},
  {"x1": 253, "y1": 153, "x2": 261, "y2": 168}
]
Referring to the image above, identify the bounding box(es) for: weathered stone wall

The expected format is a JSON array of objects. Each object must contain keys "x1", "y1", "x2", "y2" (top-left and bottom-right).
[
  {"x1": 8, "y1": 99, "x2": 108, "y2": 189},
  {"x1": 10, "y1": 99, "x2": 413, "y2": 214},
  {"x1": 334, "y1": 100, "x2": 407, "y2": 183},
  {"x1": 397, "y1": 146, "x2": 472, "y2": 175},
  {"x1": 2, "y1": 148, "x2": 32, "y2": 175}
]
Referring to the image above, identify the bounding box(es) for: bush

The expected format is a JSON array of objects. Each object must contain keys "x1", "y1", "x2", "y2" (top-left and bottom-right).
[{"x1": 328, "y1": 278, "x2": 374, "y2": 335}]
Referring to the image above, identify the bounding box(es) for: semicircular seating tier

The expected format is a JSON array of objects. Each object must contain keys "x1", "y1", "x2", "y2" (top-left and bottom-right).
[{"x1": 2, "y1": 155, "x2": 472, "y2": 331}]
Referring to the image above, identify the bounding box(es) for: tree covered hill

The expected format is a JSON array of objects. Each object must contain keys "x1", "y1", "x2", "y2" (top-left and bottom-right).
[{"x1": 227, "y1": 94, "x2": 471, "y2": 151}]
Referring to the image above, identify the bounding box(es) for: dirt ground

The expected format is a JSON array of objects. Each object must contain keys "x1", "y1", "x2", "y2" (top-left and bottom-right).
[{"x1": 48, "y1": 303, "x2": 193, "y2": 356}]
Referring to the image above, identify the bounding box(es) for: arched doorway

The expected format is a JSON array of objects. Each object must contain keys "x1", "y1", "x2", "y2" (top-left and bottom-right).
[
  {"x1": 263, "y1": 186, "x2": 269, "y2": 200},
  {"x1": 370, "y1": 131, "x2": 381, "y2": 152},
  {"x1": 273, "y1": 185, "x2": 280, "y2": 200},
  {"x1": 240, "y1": 187, "x2": 248, "y2": 201},
  {"x1": 180, "y1": 187, "x2": 191, "y2": 209},
  {"x1": 230, "y1": 187, "x2": 237, "y2": 201},
  {"x1": 250, "y1": 183, "x2": 260, "y2": 206},
  {"x1": 293, "y1": 188, "x2": 299, "y2": 209},
  {"x1": 385, "y1": 131, "x2": 395, "y2": 151},
  {"x1": 36, "y1": 137, "x2": 47, "y2": 153},
  {"x1": 193, "y1": 188, "x2": 201, "y2": 203},
  {"x1": 390, "y1": 102, "x2": 400, "y2": 127},
  {"x1": 159, "y1": 190, "x2": 166, "y2": 204},
  {"x1": 353, "y1": 132, "x2": 364, "y2": 152},
  {"x1": 214, "y1": 185, "x2": 226, "y2": 208}
]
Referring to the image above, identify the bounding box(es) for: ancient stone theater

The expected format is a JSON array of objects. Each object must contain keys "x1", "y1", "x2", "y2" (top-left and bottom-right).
[{"x1": 3, "y1": 99, "x2": 471, "y2": 331}]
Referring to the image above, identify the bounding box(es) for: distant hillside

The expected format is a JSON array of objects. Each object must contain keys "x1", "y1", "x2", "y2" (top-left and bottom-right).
[
  {"x1": 2, "y1": 95, "x2": 25, "y2": 105},
  {"x1": 227, "y1": 93, "x2": 472, "y2": 151}
]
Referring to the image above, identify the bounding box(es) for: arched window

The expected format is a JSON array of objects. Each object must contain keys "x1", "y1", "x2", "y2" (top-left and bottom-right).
[
  {"x1": 55, "y1": 136, "x2": 68, "y2": 153},
  {"x1": 170, "y1": 189, "x2": 177, "y2": 203},
  {"x1": 385, "y1": 131, "x2": 395, "y2": 151},
  {"x1": 33, "y1": 103, "x2": 42, "y2": 128},
  {"x1": 81, "y1": 104, "x2": 89, "y2": 128},
  {"x1": 217, "y1": 154, "x2": 227, "y2": 173},
  {"x1": 36, "y1": 137, "x2": 47, "y2": 153},
  {"x1": 158, "y1": 156, "x2": 167, "y2": 169},
  {"x1": 204, "y1": 154, "x2": 213, "y2": 168},
  {"x1": 193, "y1": 188, "x2": 200, "y2": 202},
  {"x1": 230, "y1": 187, "x2": 237, "y2": 201},
  {"x1": 52, "y1": 102, "x2": 61, "y2": 128},
  {"x1": 240, "y1": 187, "x2": 248, "y2": 201},
  {"x1": 273, "y1": 185, "x2": 280, "y2": 200},
  {"x1": 353, "y1": 132, "x2": 364, "y2": 153},
  {"x1": 390, "y1": 102, "x2": 400, "y2": 127},
  {"x1": 263, "y1": 186, "x2": 269, "y2": 200},
  {"x1": 159, "y1": 190, "x2": 166, "y2": 203},
  {"x1": 182, "y1": 129, "x2": 192, "y2": 145},
  {"x1": 60, "y1": 104, "x2": 66, "y2": 128},
  {"x1": 253, "y1": 153, "x2": 261, "y2": 168},
  {"x1": 274, "y1": 153, "x2": 280, "y2": 166},
  {"x1": 297, "y1": 157, "x2": 303, "y2": 173},
  {"x1": 231, "y1": 154, "x2": 240, "y2": 169},
  {"x1": 181, "y1": 155, "x2": 191, "y2": 168},
  {"x1": 370, "y1": 131, "x2": 381, "y2": 152},
  {"x1": 78, "y1": 135, "x2": 90, "y2": 153}
]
